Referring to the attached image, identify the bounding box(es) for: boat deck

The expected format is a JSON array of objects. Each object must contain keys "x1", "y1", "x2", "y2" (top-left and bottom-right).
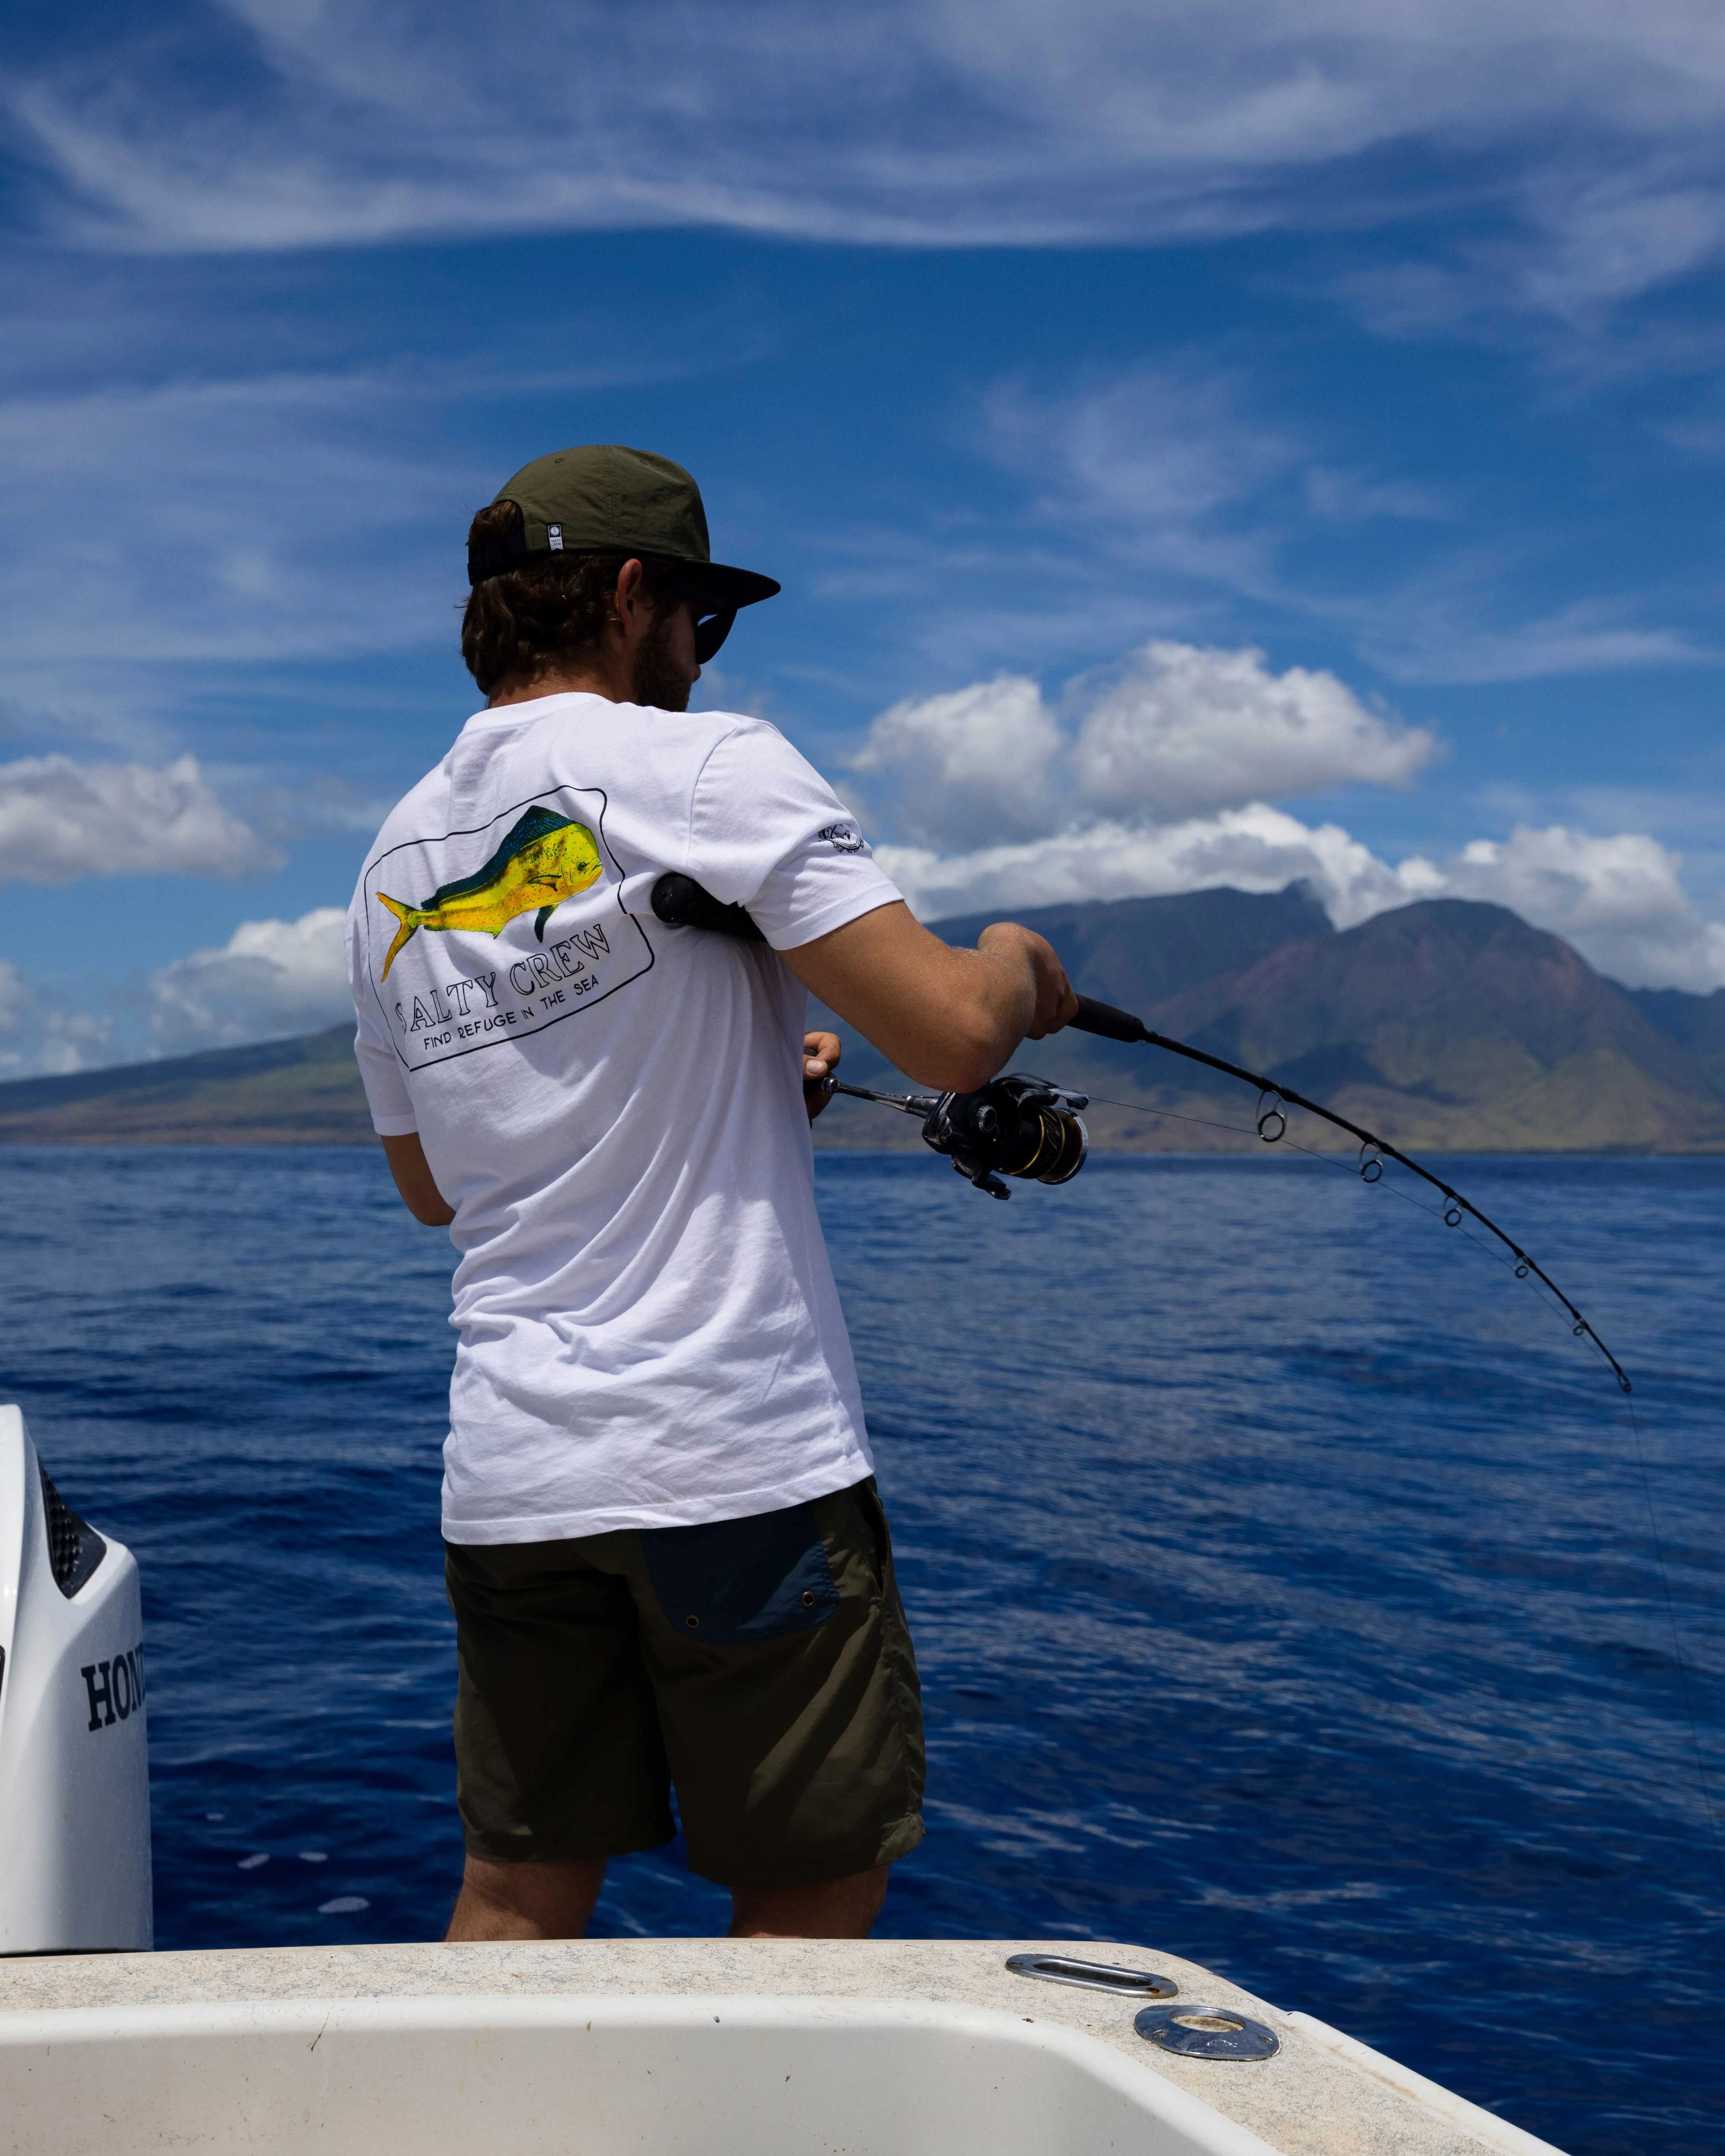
[{"x1": 0, "y1": 1935, "x2": 1561, "y2": 2156}]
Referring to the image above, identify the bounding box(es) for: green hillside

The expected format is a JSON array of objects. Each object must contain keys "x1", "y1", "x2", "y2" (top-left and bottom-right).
[
  {"x1": 1, "y1": 890, "x2": 1722, "y2": 1152},
  {"x1": 0, "y1": 1027, "x2": 372, "y2": 1144}
]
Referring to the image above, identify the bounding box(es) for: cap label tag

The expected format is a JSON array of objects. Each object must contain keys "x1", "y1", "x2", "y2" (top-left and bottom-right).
[{"x1": 546, "y1": 522, "x2": 563, "y2": 551}]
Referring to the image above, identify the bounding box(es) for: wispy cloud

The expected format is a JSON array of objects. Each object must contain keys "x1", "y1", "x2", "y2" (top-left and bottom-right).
[
  {"x1": 975, "y1": 363, "x2": 1713, "y2": 684},
  {"x1": 9, "y1": 1, "x2": 1725, "y2": 323}
]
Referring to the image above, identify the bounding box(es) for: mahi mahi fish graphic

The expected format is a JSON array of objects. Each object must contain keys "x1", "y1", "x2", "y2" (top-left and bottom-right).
[{"x1": 377, "y1": 806, "x2": 604, "y2": 980}]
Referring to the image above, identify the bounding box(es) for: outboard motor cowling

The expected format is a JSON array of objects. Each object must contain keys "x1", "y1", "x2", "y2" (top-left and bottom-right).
[{"x1": 0, "y1": 1404, "x2": 152, "y2": 1953}]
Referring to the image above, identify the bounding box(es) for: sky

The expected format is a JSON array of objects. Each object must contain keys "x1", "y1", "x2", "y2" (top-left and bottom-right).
[{"x1": 5, "y1": 0, "x2": 1725, "y2": 1074}]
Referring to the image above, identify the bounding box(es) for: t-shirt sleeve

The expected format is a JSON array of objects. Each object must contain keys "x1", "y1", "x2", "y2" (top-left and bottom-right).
[
  {"x1": 685, "y1": 722, "x2": 902, "y2": 950},
  {"x1": 346, "y1": 904, "x2": 419, "y2": 1135}
]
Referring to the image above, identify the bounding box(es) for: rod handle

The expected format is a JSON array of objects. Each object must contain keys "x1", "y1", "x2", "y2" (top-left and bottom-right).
[
  {"x1": 1069, "y1": 994, "x2": 1147, "y2": 1043},
  {"x1": 651, "y1": 872, "x2": 766, "y2": 943}
]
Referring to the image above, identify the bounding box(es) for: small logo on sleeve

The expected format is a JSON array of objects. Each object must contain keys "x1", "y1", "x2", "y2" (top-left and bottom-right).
[{"x1": 818, "y1": 822, "x2": 866, "y2": 854}]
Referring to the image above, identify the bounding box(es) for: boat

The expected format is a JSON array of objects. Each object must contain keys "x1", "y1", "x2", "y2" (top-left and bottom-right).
[
  {"x1": 0, "y1": 1404, "x2": 152, "y2": 1956},
  {"x1": 0, "y1": 1406, "x2": 1566, "y2": 2152},
  {"x1": 0, "y1": 1935, "x2": 1566, "y2": 2154}
]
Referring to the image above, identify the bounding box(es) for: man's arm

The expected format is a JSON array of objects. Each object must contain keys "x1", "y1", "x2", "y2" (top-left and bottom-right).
[
  {"x1": 782, "y1": 901, "x2": 1075, "y2": 1093},
  {"x1": 381, "y1": 1132, "x2": 456, "y2": 1226}
]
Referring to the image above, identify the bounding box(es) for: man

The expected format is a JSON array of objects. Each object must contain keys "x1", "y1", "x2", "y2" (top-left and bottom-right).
[{"x1": 347, "y1": 444, "x2": 1075, "y2": 1943}]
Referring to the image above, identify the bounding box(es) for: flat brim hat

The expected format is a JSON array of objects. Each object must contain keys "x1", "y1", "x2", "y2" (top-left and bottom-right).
[{"x1": 467, "y1": 443, "x2": 780, "y2": 613}]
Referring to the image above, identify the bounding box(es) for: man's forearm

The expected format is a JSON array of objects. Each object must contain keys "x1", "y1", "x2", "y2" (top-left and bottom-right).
[{"x1": 784, "y1": 903, "x2": 1071, "y2": 1092}]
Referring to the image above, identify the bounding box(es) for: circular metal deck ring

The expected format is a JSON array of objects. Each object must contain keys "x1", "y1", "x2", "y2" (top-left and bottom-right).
[
  {"x1": 1134, "y1": 2003, "x2": 1280, "y2": 2060},
  {"x1": 1005, "y1": 1954, "x2": 1177, "y2": 1999}
]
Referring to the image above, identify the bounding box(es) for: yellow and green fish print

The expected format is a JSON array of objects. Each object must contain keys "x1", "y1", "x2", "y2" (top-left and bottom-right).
[{"x1": 378, "y1": 805, "x2": 603, "y2": 980}]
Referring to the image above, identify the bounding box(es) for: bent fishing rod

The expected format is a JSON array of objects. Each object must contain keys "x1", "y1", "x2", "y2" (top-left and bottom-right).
[{"x1": 649, "y1": 872, "x2": 1631, "y2": 1394}]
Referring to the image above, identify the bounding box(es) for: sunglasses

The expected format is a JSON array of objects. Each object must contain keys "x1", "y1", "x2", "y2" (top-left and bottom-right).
[{"x1": 662, "y1": 571, "x2": 738, "y2": 664}]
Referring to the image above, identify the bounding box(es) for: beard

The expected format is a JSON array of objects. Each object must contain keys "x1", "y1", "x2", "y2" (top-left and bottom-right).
[{"x1": 630, "y1": 607, "x2": 692, "y2": 712}]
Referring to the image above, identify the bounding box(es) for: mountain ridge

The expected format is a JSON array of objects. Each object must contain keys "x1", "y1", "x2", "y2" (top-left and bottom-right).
[{"x1": 1, "y1": 889, "x2": 1721, "y2": 1151}]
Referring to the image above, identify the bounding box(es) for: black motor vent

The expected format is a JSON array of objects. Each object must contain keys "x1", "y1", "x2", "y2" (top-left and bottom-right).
[{"x1": 39, "y1": 1468, "x2": 106, "y2": 1598}]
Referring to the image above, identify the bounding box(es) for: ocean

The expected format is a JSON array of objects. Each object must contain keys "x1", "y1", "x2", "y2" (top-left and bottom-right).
[{"x1": 2, "y1": 1143, "x2": 1719, "y2": 2154}]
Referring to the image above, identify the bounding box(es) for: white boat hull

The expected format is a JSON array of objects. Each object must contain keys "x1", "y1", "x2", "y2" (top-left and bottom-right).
[{"x1": 0, "y1": 1405, "x2": 152, "y2": 1955}]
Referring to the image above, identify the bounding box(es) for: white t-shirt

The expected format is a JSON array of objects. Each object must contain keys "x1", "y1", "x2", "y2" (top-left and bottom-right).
[{"x1": 346, "y1": 690, "x2": 900, "y2": 1544}]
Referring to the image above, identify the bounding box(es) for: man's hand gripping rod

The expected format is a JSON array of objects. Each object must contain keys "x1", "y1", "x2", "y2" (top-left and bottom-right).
[{"x1": 648, "y1": 873, "x2": 1088, "y2": 1199}]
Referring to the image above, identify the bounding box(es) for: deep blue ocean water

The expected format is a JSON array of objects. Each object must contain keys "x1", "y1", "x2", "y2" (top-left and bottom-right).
[{"x1": 2, "y1": 1144, "x2": 1719, "y2": 2153}]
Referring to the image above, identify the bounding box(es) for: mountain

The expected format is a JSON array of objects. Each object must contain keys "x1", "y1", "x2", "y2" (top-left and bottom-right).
[
  {"x1": 815, "y1": 891, "x2": 1725, "y2": 1155},
  {"x1": 1630, "y1": 985, "x2": 1725, "y2": 1095},
  {"x1": 0, "y1": 1027, "x2": 371, "y2": 1144},
  {"x1": 921, "y1": 883, "x2": 1334, "y2": 1012},
  {"x1": 1, "y1": 890, "x2": 1722, "y2": 1151}
]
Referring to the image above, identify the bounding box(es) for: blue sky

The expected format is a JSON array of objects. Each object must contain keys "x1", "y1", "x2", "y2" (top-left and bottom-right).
[{"x1": 5, "y1": 1, "x2": 1725, "y2": 1071}]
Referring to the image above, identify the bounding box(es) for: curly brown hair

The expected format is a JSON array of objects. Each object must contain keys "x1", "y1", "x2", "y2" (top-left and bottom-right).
[{"x1": 460, "y1": 500, "x2": 670, "y2": 695}]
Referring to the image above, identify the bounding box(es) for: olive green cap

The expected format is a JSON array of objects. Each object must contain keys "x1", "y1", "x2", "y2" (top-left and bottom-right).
[{"x1": 468, "y1": 442, "x2": 780, "y2": 610}]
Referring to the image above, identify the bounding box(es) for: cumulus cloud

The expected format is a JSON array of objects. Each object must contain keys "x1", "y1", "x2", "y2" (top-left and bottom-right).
[
  {"x1": 1071, "y1": 642, "x2": 1437, "y2": 818},
  {"x1": 853, "y1": 639, "x2": 1725, "y2": 989},
  {"x1": 0, "y1": 754, "x2": 269, "y2": 884},
  {"x1": 0, "y1": 959, "x2": 118, "y2": 1080},
  {"x1": 848, "y1": 677, "x2": 1064, "y2": 850},
  {"x1": 147, "y1": 908, "x2": 349, "y2": 1053},
  {"x1": 848, "y1": 640, "x2": 1435, "y2": 850},
  {"x1": 1393, "y1": 824, "x2": 1725, "y2": 991},
  {"x1": 877, "y1": 810, "x2": 1725, "y2": 992}
]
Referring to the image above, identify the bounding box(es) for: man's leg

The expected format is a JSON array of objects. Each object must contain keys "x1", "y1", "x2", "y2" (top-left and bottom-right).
[
  {"x1": 446, "y1": 1853, "x2": 608, "y2": 1941},
  {"x1": 627, "y1": 1480, "x2": 923, "y2": 1924},
  {"x1": 729, "y1": 1863, "x2": 890, "y2": 1939},
  {"x1": 443, "y1": 1536, "x2": 675, "y2": 1945}
]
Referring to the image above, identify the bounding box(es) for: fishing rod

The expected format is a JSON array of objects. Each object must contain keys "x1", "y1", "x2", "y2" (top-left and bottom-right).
[
  {"x1": 649, "y1": 873, "x2": 1631, "y2": 1394},
  {"x1": 649, "y1": 876, "x2": 1725, "y2": 1873}
]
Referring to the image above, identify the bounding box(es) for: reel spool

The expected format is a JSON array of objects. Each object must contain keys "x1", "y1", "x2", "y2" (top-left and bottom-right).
[{"x1": 920, "y1": 1073, "x2": 1090, "y2": 1200}]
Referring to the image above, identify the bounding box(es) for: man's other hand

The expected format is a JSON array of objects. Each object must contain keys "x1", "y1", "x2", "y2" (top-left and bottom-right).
[
  {"x1": 803, "y1": 1030, "x2": 841, "y2": 1122},
  {"x1": 381, "y1": 1131, "x2": 456, "y2": 1225}
]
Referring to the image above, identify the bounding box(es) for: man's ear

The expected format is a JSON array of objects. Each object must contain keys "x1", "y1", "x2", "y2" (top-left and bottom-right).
[{"x1": 612, "y1": 557, "x2": 649, "y2": 642}]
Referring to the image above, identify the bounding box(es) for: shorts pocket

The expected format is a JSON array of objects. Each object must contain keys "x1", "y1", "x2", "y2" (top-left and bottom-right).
[{"x1": 641, "y1": 1501, "x2": 839, "y2": 1645}]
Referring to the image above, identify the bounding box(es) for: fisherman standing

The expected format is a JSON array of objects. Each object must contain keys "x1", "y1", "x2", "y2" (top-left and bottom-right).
[{"x1": 347, "y1": 445, "x2": 1074, "y2": 1941}]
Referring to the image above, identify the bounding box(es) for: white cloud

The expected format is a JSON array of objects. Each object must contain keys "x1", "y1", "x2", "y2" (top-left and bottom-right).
[
  {"x1": 848, "y1": 640, "x2": 1435, "y2": 850},
  {"x1": 11, "y1": 0, "x2": 1725, "y2": 325},
  {"x1": 0, "y1": 959, "x2": 118, "y2": 1080},
  {"x1": 879, "y1": 809, "x2": 1725, "y2": 991},
  {"x1": 848, "y1": 677, "x2": 1063, "y2": 850},
  {"x1": 853, "y1": 638, "x2": 1725, "y2": 987},
  {"x1": 0, "y1": 754, "x2": 268, "y2": 884},
  {"x1": 1070, "y1": 642, "x2": 1436, "y2": 819},
  {"x1": 983, "y1": 368, "x2": 1710, "y2": 685},
  {"x1": 876, "y1": 805, "x2": 1399, "y2": 927},
  {"x1": 1393, "y1": 823, "x2": 1725, "y2": 991},
  {"x1": 147, "y1": 907, "x2": 350, "y2": 1052}
]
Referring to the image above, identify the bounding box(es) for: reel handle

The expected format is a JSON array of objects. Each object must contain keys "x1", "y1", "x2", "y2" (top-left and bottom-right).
[{"x1": 1069, "y1": 994, "x2": 1149, "y2": 1044}]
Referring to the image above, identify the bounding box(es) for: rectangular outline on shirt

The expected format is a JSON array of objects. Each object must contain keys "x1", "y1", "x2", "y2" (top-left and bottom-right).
[{"x1": 362, "y1": 786, "x2": 656, "y2": 1072}]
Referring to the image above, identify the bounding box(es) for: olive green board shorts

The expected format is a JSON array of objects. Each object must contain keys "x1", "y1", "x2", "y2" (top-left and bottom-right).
[{"x1": 444, "y1": 1477, "x2": 926, "y2": 1891}]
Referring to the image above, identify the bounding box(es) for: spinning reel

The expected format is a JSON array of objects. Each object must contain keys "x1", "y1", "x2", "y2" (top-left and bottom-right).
[{"x1": 830, "y1": 1070, "x2": 1090, "y2": 1200}]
